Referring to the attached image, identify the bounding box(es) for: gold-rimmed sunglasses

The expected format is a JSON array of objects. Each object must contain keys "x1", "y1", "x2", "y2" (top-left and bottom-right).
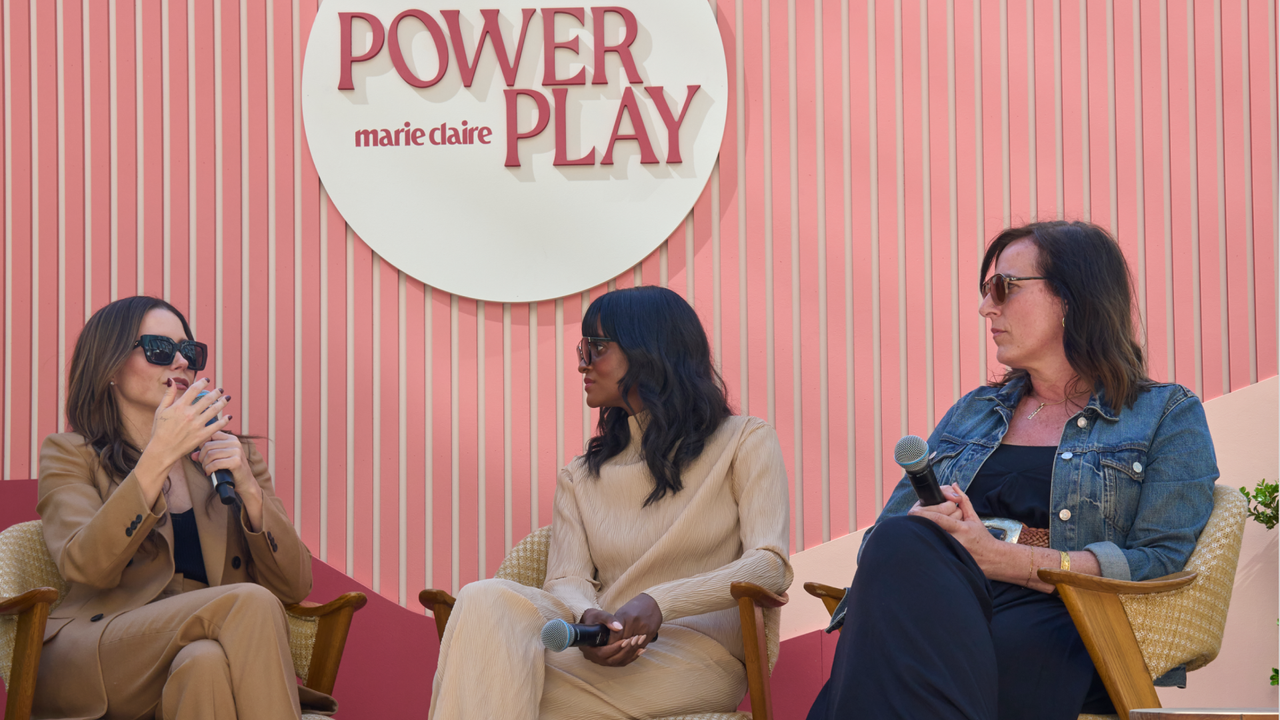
[{"x1": 980, "y1": 273, "x2": 1049, "y2": 305}]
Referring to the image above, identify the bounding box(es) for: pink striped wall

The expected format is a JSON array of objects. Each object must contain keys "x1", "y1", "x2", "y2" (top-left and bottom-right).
[{"x1": 1, "y1": 0, "x2": 1276, "y2": 608}]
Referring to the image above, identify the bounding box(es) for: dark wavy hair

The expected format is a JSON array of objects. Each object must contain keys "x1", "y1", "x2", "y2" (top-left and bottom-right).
[
  {"x1": 582, "y1": 286, "x2": 732, "y2": 506},
  {"x1": 981, "y1": 220, "x2": 1150, "y2": 408},
  {"x1": 66, "y1": 296, "x2": 200, "y2": 483}
]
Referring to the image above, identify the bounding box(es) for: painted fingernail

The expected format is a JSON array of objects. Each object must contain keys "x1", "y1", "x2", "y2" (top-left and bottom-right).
[
  {"x1": 611, "y1": 622, "x2": 623, "y2": 630},
  {"x1": 226, "y1": 415, "x2": 234, "y2": 421},
  {"x1": 165, "y1": 378, "x2": 173, "y2": 387},
  {"x1": 224, "y1": 395, "x2": 232, "y2": 402},
  {"x1": 637, "y1": 648, "x2": 646, "y2": 655}
]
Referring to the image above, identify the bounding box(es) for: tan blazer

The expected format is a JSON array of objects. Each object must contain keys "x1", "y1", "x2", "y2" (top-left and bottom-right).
[{"x1": 33, "y1": 432, "x2": 313, "y2": 720}]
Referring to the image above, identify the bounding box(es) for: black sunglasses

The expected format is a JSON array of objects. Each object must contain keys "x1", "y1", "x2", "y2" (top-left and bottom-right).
[
  {"x1": 576, "y1": 336, "x2": 615, "y2": 366},
  {"x1": 133, "y1": 335, "x2": 208, "y2": 371},
  {"x1": 980, "y1": 273, "x2": 1049, "y2": 305}
]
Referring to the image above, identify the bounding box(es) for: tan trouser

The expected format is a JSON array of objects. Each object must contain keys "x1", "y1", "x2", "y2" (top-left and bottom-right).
[
  {"x1": 96, "y1": 581, "x2": 303, "y2": 720},
  {"x1": 428, "y1": 579, "x2": 747, "y2": 720}
]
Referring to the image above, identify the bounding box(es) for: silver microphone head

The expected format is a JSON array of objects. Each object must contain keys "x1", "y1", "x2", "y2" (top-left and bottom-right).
[
  {"x1": 541, "y1": 619, "x2": 574, "y2": 652},
  {"x1": 893, "y1": 435, "x2": 930, "y2": 473}
]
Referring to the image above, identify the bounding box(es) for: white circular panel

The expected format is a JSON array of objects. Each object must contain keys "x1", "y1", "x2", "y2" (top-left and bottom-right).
[{"x1": 302, "y1": 0, "x2": 728, "y2": 302}]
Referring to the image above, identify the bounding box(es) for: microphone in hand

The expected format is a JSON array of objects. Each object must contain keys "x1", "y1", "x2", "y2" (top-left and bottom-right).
[
  {"x1": 894, "y1": 434, "x2": 947, "y2": 507},
  {"x1": 541, "y1": 619, "x2": 611, "y2": 652},
  {"x1": 194, "y1": 391, "x2": 238, "y2": 506}
]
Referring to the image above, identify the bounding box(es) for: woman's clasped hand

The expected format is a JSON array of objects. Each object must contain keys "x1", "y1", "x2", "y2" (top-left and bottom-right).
[
  {"x1": 579, "y1": 593, "x2": 662, "y2": 666},
  {"x1": 907, "y1": 484, "x2": 1005, "y2": 573}
]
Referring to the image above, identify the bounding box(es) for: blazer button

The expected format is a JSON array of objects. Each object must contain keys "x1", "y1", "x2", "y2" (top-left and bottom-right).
[
  {"x1": 90, "y1": 613, "x2": 104, "y2": 622},
  {"x1": 125, "y1": 527, "x2": 134, "y2": 537},
  {"x1": 232, "y1": 556, "x2": 242, "y2": 570},
  {"x1": 1059, "y1": 508, "x2": 1072, "y2": 521},
  {"x1": 135, "y1": 514, "x2": 143, "y2": 523}
]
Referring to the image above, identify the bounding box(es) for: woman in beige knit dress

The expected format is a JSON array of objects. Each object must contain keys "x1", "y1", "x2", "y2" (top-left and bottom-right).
[{"x1": 429, "y1": 286, "x2": 793, "y2": 720}]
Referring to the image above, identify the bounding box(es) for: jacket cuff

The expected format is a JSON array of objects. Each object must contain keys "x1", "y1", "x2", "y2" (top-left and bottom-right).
[{"x1": 1084, "y1": 541, "x2": 1131, "y2": 581}]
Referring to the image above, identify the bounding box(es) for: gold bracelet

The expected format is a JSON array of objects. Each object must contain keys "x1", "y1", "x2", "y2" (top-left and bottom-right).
[
  {"x1": 1027, "y1": 548, "x2": 1038, "y2": 585},
  {"x1": 1059, "y1": 550, "x2": 1071, "y2": 572}
]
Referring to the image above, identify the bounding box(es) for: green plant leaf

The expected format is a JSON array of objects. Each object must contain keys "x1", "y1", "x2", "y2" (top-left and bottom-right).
[{"x1": 1241, "y1": 479, "x2": 1278, "y2": 531}]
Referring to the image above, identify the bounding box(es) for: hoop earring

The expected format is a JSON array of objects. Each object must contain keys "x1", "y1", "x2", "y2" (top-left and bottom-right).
[{"x1": 1061, "y1": 316, "x2": 1066, "y2": 327}]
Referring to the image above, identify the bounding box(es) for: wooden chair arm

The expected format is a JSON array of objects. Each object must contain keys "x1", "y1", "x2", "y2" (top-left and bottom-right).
[
  {"x1": 730, "y1": 581, "x2": 788, "y2": 608},
  {"x1": 1036, "y1": 569, "x2": 1197, "y2": 595},
  {"x1": 285, "y1": 592, "x2": 368, "y2": 696},
  {"x1": 0, "y1": 587, "x2": 59, "y2": 616},
  {"x1": 802, "y1": 582, "x2": 847, "y2": 618},
  {"x1": 285, "y1": 591, "x2": 368, "y2": 618},
  {"x1": 418, "y1": 589, "x2": 457, "y2": 641},
  {"x1": 1, "y1": 588, "x2": 59, "y2": 720},
  {"x1": 730, "y1": 582, "x2": 788, "y2": 720}
]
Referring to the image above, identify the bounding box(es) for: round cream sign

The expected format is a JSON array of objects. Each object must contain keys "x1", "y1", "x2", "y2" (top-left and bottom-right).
[{"x1": 302, "y1": 1, "x2": 728, "y2": 302}]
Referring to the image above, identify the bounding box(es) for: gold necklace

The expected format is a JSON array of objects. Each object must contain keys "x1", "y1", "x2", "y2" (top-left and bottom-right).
[
  {"x1": 1025, "y1": 390, "x2": 1087, "y2": 420},
  {"x1": 1025, "y1": 397, "x2": 1067, "y2": 420}
]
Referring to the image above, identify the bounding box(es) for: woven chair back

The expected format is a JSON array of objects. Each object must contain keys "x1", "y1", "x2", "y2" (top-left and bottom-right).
[
  {"x1": 494, "y1": 526, "x2": 553, "y2": 588},
  {"x1": 0, "y1": 520, "x2": 68, "y2": 687},
  {"x1": 1120, "y1": 484, "x2": 1248, "y2": 678}
]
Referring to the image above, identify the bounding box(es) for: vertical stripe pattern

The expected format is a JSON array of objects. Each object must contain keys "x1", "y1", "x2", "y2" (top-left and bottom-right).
[{"x1": 0, "y1": 0, "x2": 1275, "y2": 606}]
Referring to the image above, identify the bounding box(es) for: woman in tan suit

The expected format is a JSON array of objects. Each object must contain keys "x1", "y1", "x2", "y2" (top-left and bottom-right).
[
  {"x1": 429, "y1": 286, "x2": 793, "y2": 720},
  {"x1": 34, "y1": 296, "x2": 332, "y2": 720}
]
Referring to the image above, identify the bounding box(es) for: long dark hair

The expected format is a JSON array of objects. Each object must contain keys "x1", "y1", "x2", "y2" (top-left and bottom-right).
[
  {"x1": 66, "y1": 296, "x2": 200, "y2": 483},
  {"x1": 582, "y1": 286, "x2": 732, "y2": 506},
  {"x1": 981, "y1": 221, "x2": 1149, "y2": 408}
]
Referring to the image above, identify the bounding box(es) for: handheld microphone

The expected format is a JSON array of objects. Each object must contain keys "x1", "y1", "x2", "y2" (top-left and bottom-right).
[
  {"x1": 194, "y1": 392, "x2": 238, "y2": 506},
  {"x1": 893, "y1": 435, "x2": 947, "y2": 507},
  {"x1": 541, "y1": 619, "x2": 611, "y2": 652}
]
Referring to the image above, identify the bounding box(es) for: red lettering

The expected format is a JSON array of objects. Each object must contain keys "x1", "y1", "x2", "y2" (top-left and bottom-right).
[
  {"x1": 378, "y1": 129, "x2": 394, "y2": 147},
  {"x1": 552, "y1": 88, "x2": 595, "y2": 166},
  {"x1": 442, "y1": 8, "x2": 537, "y2": 88},
  {"x1": 542, "y1": 8, "x2": 587, "y2": 86},
  {"x1": 601, "y1": 87, "x2": 658, "y2": 164},
  {"x1": 388, "y1": 10, "x2": 449, "y2": 88},
  {"x1": 505, "y1": 89, "x2": 551, "y2": 167},
  {"x1": 411, "y1": 128, "x2": 426, "y2": 145},
  {"x1": 447, "y1": 128, "x2": 462, "y2": 145},
  {"x1": 644, "y1": 85, "x2": 699, "y2": 163},
  {"x1": 429, "y1": 124, "x2": 444, "y2": 145},
  {"x1": 591, "y1": 7, "x2": 641, "y2": 85},
  {"x1": 338, "y1": 13, "x2": 385, "y2": 91},
  {"x1": 478, "y1": 127, "x2": 493, "y2": 144}
]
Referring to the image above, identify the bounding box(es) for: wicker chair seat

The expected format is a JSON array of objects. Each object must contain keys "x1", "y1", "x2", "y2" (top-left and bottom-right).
[
  {"x1": 480, "y1": 525, "x2": 774, "y2": 718},
  {"x1": 492, "y1": 525, "x2": 782, "y2": 674},
  {"x1": 0, "y1": 519, "x2": 323, "y2": 688}
]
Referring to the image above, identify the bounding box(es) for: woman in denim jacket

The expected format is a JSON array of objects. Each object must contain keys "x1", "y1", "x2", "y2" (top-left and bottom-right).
[{"x1": 807, "y1": 221, "x2": 1217, "y2": 720}]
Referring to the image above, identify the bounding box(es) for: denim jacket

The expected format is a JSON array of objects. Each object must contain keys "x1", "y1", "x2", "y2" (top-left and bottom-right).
[{"x1": 861, "y1": 375, "x2": 1219, "y2": 583}]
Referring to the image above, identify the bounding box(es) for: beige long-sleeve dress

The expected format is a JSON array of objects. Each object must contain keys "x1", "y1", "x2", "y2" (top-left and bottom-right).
[{"x1": 428, "y1": 414, "x2": 793, "y2": 720}]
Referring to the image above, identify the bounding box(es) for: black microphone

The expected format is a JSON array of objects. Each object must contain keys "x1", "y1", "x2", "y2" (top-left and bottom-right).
[
  {"x1": 893, "y1": 435, "x2": 947, "y2": 507},
  {"x1": 541, "y1": 619, "x2": 611, "y2": 652},
  {"x1": 195, "y1": 392, "x2": 238, "y2": 506}
]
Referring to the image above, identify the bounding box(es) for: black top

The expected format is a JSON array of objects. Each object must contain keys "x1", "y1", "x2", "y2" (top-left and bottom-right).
[
  {"x1": 966, "y1": 444, "x2": 1056, "y2": 529},
  {"x1": 170, "y1": 509, "x2": 210, "y2": 585}
]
